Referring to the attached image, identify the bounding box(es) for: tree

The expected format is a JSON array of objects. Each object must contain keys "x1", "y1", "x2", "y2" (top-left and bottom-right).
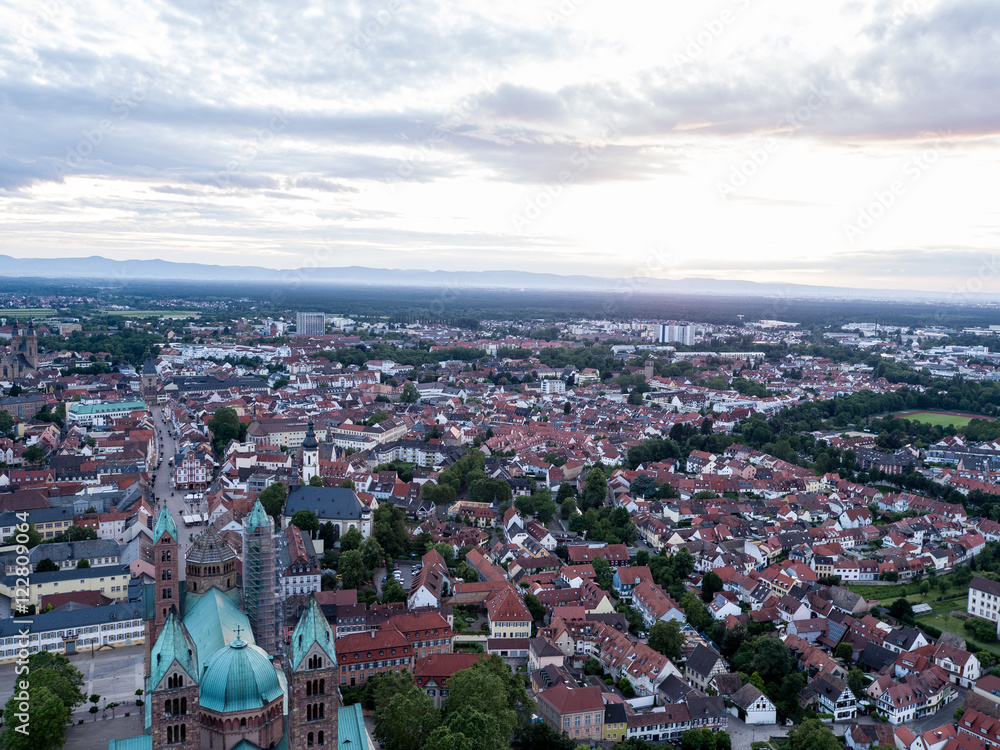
[
  {"x1": 308, "y1": 474, "x2": 324, "y2": 487},
  {"x1": 23, "y1": 444, "x2": 46, "y2": 466},
  {"x1": 524, "y1": 593, "x2": 545, "y2": 623},
  {"x1": 77, "y1": 557, "x2": 91, "y2": 569},
  {"x1": 591, "y1": 556, "x2": 612, "y2": 590},
  {"x1": 340, "y1": 478, "x2": 356, "y2": 490},
  {"x1": 560, "y1": 498, "x2": 577, "y2": 519},
  {"x1": 340, "y1": 526, "x2": 363, "y2": 552},
  {"x1": 635, "y1": 550, "x2": 650, "y2": 567},
  {"x1": 0, "y1": 409, "x2": 14, "y2": 437},
  {"x1": 207, "y1": 406, "x2": 246, "y2": 454},
  {"x1": 701, "y1": 570, "x2": 723, "y2": 603},
  {"x1": 339, "y1": 549, "x2": 367, "y2": 590},
  {"x1": 290, "y1": 510, "x2": 319, "y2": 536},
  {"x1": 374, "y1": 685, "x2": 441, "y2": 750},
  {"x1": 583, "y1": 657, "x2": 603, "y2": 675},
  {"x1": 35, "y1": 558, "x2": 59, "y2": 573},
  {"x1": 648, "y1": 620, "x2": 684, "y2": 662},
  {"x1": 834, "y1": 642, "x2": 853, "y2": 662},
  {"x1": 51, "y1": 524, "x2": 98, "y2": 543},
  {"x1": 752, "y1": 635, "x2": 792, "y2": 685},
  {"x1": 581, "y1": 468, "x2": 608, "y2": 511},
  {"x1": 361, "y1": 537, "x2": 385, "y2": 571},
  {"x1": 847, "y1": 667, "x2": 867, "y2": 700},
  {"x1": 401, "y1": 383, "x2": 420, "y2": 403},
  {"x1": 534, "y1": 496, "x2": 557, "y2": 524},
  {"x1": 679, "y1": 592, "x2": 712, "y2": 632},
  {"x1": 381, "y1": 578, "x2": 407, "y2": 604},
  {"x1": 258, "y1": 482, "x2": 287, "y2": 522},
  {"x1": 433, "y1": 542, "x2": 455, "y2": 566},
  {"x1": 786, "y1": 718, "x2": 841, "y2": 750},
  {"x1": 2, "y1": 685, "x2": 69, "y2": 750},
  {"x1": 617, "y1": 676, "x2": 635, "y2": 698},
  {"x1": 515, "y1": 722, "x2": 576, "y2": 750},
  {"x1": 373, "y1": 503, "x2": 410, "y2": 558},
  {"x1": 445, "y1": 655, "x2": 534, "y2": 735},
  {"x1": 888, "y1": 597, "x2": 915, "y2": 624},
  {"x1": 455, "y1": 561, "x2": 478, "y2": 582}
]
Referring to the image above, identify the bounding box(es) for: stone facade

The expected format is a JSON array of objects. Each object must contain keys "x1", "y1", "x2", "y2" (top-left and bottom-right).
[{"x1": 289, "y1": 641, "x2": 341, "y2": 750}]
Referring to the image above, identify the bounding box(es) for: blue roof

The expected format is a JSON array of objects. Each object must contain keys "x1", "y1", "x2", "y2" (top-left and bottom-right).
[
  {"x1": 108, "y1": 736, "x2": 152, "y2": 750},
  {"x1": 244, "y1": 500, "x2": 271, "y2": 535},
  {"x1": 150, "y1": 609, "x2": 198, "y2": 691},
  {"x1": 289, "y1": 594, "x2": 337, "y2": 671},
  {"x1": 338, "y1": 702, "x2": 372, "y2": 750},
  {"x1": 183, "y1": 587, "x2": 250, "y2": 662},
  {"x1": 199, "y1": 638, "x2": 284, "y2": 713},
  {"x1": 153, "y1": 507, "x2": 179, "y2": 543}
]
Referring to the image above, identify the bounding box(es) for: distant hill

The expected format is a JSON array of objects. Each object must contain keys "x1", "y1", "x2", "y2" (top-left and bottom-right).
[{"x1": 0, "y1": 254, "x2": 975, "y2": 301}]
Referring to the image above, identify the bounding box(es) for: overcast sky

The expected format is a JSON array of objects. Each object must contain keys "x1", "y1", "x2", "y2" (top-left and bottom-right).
[{"x1": 1, "y1": 0, "x2": 998, "y2": 292}]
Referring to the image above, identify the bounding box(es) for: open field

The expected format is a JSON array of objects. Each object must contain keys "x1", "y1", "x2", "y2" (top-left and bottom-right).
[
  {"x1": 0, "y1": 308, "x2": 57, "y2": 317},
  {"x1": 892, "y1": 410, "x2": 993, "y2": 428},
  {"x1": 101, "y1": 309, "x2": 201, "y2": 318},
  {"x1": 847, "y1": 580, "x2": 966, "y2": 603},
  {"x1": 917, "y1": 613, "x2": 1000, "y2": 660}
]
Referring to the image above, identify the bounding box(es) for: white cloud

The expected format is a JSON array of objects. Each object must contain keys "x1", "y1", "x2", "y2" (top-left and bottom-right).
[{"x1": 0, "y1": 0, "x2": 998, "y2": 292}]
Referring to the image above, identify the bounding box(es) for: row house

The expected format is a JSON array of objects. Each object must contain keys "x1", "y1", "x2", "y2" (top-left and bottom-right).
[
  {"x1": 631, "y1": 580, "x2": 684, "y2": 630},
  {"x1": 335, "y1": 628, "x2": 414, "y2": 687},
  {"x1": 870, "y1": 666, "x2": 953, "y2": 725}
]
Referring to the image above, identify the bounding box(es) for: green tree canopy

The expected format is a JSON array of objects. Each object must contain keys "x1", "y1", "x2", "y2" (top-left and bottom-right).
[
  {"x1": 361, "y1": 537, "x2": 385, "y2": 570},
  {"x1": 290, "y1": 509, "x2": 319, "y2": 535},
  {"x1": 339, "y1": 549, "x2": 367, "y2": 590},
  {"x1": 648, "y1": 620, "x2": 684, "y2": 662},
  {"x1": 258, "y1": 482, "x2": 287, "y2": 522},
  {"x1": 35, "y1": 558, "x2": 59, "y2": 573},
  {"x1": 340, "y1": 525, "x2": 363, "y2": 552}
]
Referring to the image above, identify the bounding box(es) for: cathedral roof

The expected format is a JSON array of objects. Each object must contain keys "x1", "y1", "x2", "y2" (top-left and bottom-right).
[
  {"x1": 187, "y1": 526, "x2": 237, "y2": 564},
  {"x1": 150, "y1": 608, "x2": 198, "y2": 690},
  {"x1": 199, "y1": 637, "x2": 283, "y2": 713},
  {"x1": 153, "y1": 507, "x2": 178, "y2": 543},
  {"x1": 183, "y1": 586, "x2": 250, "y2": 662},
  {"x1": 141, "y1": 358, "x2": 158, "y2": 375},
  {"x1": 245, "y1": 499, "x2": 271, "y2": 535},
  {"x1": 289, "y1": 594, "x2": 337, "y2": 671}
]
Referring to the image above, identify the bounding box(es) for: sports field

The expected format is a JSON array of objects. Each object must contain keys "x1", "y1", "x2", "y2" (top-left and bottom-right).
[
  {"x1": 892, "y1": 410, "x2": 987, "y2": 428},
  {"x1": 0, "y1": 308, "x2": 57, "y2": 317}
]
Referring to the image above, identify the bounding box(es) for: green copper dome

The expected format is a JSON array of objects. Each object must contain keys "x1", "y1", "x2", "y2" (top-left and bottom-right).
[{"x1": 199, "y1": 638, "x2": 283, "y2": 713}]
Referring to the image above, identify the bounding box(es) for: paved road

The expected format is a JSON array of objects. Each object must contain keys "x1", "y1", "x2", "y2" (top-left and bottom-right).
[{"x1": 150, "y1": 405, "x2": 201, "y2": 573}]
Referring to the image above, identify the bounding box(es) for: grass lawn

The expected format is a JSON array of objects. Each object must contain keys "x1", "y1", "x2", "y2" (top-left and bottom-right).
[
  {"x1": 847, "y1": 580, "x2": 967, "y2": 607},
  {"x1": 892, "y1": 410, "x2": 985, "y2": 428},
  {"x1": 917, "y1": 613, "x2": 1000, "y2": 659},
  {"x1": 101, "y1": 309, "x2": 201, "y2": 318}
]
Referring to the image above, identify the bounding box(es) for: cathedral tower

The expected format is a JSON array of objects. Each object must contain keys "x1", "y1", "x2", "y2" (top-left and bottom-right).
[{"x1": 288, "y1": 595, "x2": 341, "y2": 750}]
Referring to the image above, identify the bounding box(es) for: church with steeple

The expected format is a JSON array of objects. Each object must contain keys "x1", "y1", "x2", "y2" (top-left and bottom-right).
[
  {"x1": 112, "y1": 504, "x2": 352, "y2": 750},
  {"x1": 0, "y1": 318, "x2": 39, "y2": 380}
]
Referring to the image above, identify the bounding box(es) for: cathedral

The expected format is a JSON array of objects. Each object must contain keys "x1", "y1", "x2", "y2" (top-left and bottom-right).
[
  {"x1": 0, "y1": 319, "x2": 39, "y2": 380},
  {"x1": 112, "y1": 503, "x2": 347, "y2": 749}
]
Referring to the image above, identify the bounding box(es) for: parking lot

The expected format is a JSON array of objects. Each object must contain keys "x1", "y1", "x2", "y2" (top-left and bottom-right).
[{"x1": 384, "y1": 559, "x2": 419, "y2": 591}]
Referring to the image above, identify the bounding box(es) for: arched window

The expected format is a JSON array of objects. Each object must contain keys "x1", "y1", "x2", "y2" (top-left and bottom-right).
[
  {"x1": 307, "y1": 732, "x2": 314, "y2": 748},
  {"x1": 165, "y1": 699, "x2": 172, "y2": 716},
  {"x1": 319, "y1": 679, "x2": 325, "y2": 695},
  {"x1": 318, "y1": 730, "x2": 325, "y2": 745},
  {"x1": 306, "y1": 680, "x2": 312, "y2": 697},
  {"x1": 241, "y1": 717, "x2": 247, "y2": 728},
  {"x1": 180, "y1": 697, "x2": 186, "y2": 715}
]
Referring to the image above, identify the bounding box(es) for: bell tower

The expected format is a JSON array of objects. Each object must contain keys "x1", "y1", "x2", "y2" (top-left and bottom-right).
[
  {"x1": 150, "y1": 508, "x2": 180, "y2": 647},
  {"x1": 301, "y1": 420, "x2": 319, "y2": 485}
]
